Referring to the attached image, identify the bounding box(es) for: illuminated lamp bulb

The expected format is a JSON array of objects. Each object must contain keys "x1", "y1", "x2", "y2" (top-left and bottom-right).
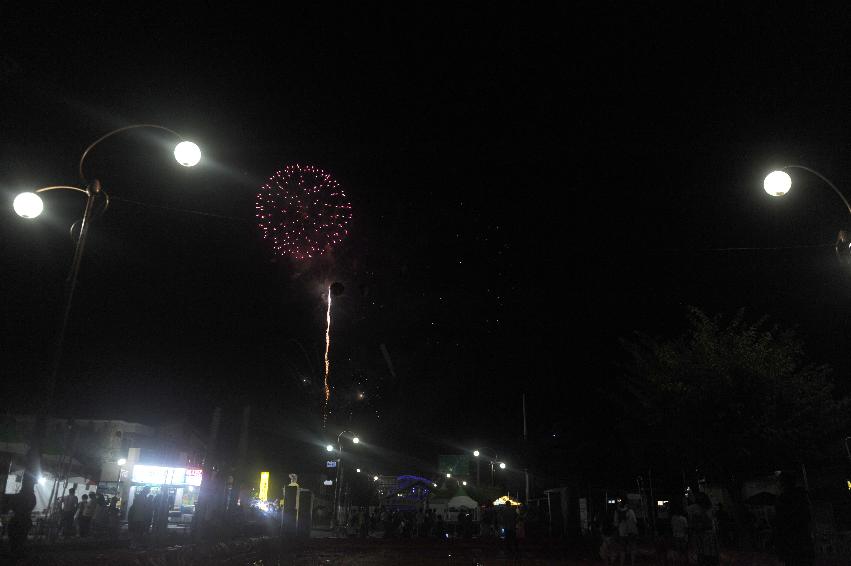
[
  {"x1": 174, "y1": 140, "x2": 201, "y2": 167},
  {"x1": 14, "y1": 192, "x2": 44, "y2": 218},
  {"x1": 764, "y1": 170, "x2": 791, "y2": 196}
]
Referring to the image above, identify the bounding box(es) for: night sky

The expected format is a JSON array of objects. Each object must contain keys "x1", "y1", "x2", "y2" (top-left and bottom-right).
[{"x1": 3, "y1": 7, "x2": 851, "y2": 484}]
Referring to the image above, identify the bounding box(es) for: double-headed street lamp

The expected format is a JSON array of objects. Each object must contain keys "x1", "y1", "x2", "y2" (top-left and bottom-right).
[
  {"x1": 330, "y1": 430, "x2": 359, "y2": 530},
  {"x1": 473, "y1": 449, "x2": 505, "y2": 486},
  {"x1": 11, "y1": 124, "x2": 201, "y2": 525}
]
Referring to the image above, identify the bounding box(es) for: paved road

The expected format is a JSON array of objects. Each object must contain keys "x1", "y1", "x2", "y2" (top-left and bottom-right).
[{"x1": 5, "y1": 536, "x2": 850, "y2": 565}]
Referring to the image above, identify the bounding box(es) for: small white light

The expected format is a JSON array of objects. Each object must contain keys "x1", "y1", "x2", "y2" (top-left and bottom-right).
[
  {"x1": 14, "y1": 192, "x2": 44, "y2": 219},
  {"x1": 117, "y1": 458, "x2": 127, "y2": 466},
  {"x1": 188, "y1": 486, "x2": 194, "y2": 492},
  {"x1": 764, "y1": 170, "x2": 792, "y2": 197},
  {"x1": 356, "y1": 468, "x2": 361, "y2": 473},
  {"x1": 373, "y1": 475, "x2": 379, "y2": 481},
  {"x1": 352, "y1": 436, "x2": 360, "y2": 444},
  {"x1": 38, "y1": 476, "x2": 46, "y2": 486},
  {"x1": 174, "y1": 140, "x2": 201, "y2": 167},
  {"x1": 463, "y1": 481, "x2": 467, "y2": 486},
  {"x1": 326, "y1": 444, "x2": 334, "y2": 452},
  {"x1": 433, "y1": 483, "x2": 437, "y2": 487},
  {"x1": 499, "y1": 462, "x2": 506, "y2": 469},
  {"x1": 446, "y1": 473, "x2": 451, "y2": 478},
  {"x1": 473, "y1": 450, "x2": 480, "y2": 457}
]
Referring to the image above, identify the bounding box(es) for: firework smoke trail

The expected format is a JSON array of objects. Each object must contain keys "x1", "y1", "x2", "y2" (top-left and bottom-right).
[{"x1": 323, "y1": 285, "x2": 332, "y2": 428}]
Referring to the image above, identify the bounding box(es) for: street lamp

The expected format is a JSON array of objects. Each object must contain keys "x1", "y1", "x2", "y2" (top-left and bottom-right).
[
  {"x1": 763, "y1": 170, "x2": 792, "y2": 197},
  {"x1": 762, "y1": 165, "x2": 851, "y2": 262},
  {"x1": 499, "y1": 462, "x2": 507, "y2": 470},
  {"x1": 12, "y1": 124, "x2": 201, "y2": 528},
  {"x1": 331, "y1": 430, "x2": 359, "y2": 530},
  {"x1": 473, "y1": 448, "x2": 501, "y2": 485}
]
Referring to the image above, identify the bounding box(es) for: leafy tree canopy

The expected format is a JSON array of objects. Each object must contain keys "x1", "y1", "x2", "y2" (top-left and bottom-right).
[{"x1": 620, "y1": 307, "x2": 850, "y2": 482}]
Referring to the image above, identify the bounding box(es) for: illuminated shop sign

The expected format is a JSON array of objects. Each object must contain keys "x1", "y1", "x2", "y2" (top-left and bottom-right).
[{"x1": 131, "y1": 464, "x2": 203, "y2": 485}]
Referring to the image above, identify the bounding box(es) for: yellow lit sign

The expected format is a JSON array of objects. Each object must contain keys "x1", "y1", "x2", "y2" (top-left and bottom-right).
[{"x1": 259, "y1": 471, "x2": 270, "y2": 501}]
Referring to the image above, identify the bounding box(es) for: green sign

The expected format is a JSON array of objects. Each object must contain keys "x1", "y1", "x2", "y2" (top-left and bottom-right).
[{"x1": 438, "y1": 454, "x2": 471, "y2": 477}]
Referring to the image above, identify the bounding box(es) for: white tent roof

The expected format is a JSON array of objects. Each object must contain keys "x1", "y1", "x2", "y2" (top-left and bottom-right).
[{"x1": 447, "y1": 494, "x2": 478, "y2": 509}]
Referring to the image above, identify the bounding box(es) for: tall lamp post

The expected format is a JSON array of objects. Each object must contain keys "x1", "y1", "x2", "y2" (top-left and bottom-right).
[
  {"x1": 473, "y1": 449, "x2": 505, "y2": 486},
  {"x1": 330, "y1": 430, "x2": 359, "y2": 530},
  {"x1": 12, "y1": 125, "x2": 201, "y2": 530}
]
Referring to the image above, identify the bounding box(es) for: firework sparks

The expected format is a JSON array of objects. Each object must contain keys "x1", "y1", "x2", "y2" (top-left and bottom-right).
[
  {"x1": 323, "y1": 285, "x2": 332, "y2": 427},
  {"x1": 255, "y1": 164, "x2": 352, "y2": 259}
]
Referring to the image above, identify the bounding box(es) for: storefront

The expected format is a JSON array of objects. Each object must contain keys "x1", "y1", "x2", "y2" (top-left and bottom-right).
[{"x1": 127, "y1": 464, "x2": 203, "y2": 524}]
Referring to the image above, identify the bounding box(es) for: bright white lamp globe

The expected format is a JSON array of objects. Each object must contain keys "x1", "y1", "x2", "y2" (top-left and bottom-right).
[
  {"x1": 174, "y1": 141, "x2": 201, "y2": 167},
  {"x1": 764, "y1": 170, "x2": 792, "y2": 196},
  {"x1": 14, "y1": 192, "x2": 44, "y2": 218}
]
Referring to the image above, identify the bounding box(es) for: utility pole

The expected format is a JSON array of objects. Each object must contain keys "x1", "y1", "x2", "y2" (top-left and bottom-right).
[{"x1": 523, "y1": 393, "x2": 530, "y2": 503}]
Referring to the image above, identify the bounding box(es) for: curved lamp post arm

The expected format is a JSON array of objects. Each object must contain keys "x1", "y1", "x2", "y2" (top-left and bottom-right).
[
  {"x1": 79, "y1": 124, "x2": 184, "y2": 183},
  {"x1": 34, "y1": 185, "x2": 89, "y2": 195},
  {"x1": 34, "y1": 184, "x2": 110, "y2": 217},
  {"x1": 783, "y1": 165, "x2": 851, "y2": 216}
]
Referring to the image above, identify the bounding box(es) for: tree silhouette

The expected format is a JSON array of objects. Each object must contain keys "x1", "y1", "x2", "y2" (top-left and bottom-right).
[{"x1": 620, "y1": 307, "x2": 850, "y2": 484}]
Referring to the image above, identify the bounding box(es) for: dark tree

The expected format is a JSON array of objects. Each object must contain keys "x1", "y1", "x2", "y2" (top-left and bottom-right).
[{"x1": 620, "y1": 307, "x2": 850, "y2": 484}]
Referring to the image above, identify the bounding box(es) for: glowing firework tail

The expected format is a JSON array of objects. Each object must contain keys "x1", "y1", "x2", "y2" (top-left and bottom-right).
[{"x1": 323, "y1": 285, "x2": 332, "y2": 428}]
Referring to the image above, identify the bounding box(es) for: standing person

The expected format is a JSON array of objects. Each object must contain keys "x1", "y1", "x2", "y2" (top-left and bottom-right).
[
  {"x1": 415, "y1": 508, "x2": 425, "y2": 537},
  {"x1": 128, "y1": 486, "x2": 150, "y2": 547},
  {"x1": 79, "y1": 491, "x2": 97, "y2": 536},
  {"x1": 670, "y1": 503, "x2": 689, "y2": 565},
  {"x1": 60, "y1": 487, "x2": 78, "y2": 537},
  {"x1": 774, "y1": 471, "x2": 814, "y2": 566},
  {"x1": 143, "y1": 493, "x2": 155, "y2": 533},
  {"x1": 91, "y1": 494, "x2": 109, "y2": 537},
  {"x1": 692, "y1": 492, "x2": 719, "y2": 566},
  {"x1": 75, "y1": 493, "x2": 87, "y2": 536},
  {"x1": 434, "y1": 513, "x2": 446, "y2": 539},
  {"x1": 614, "y1": 498, "x2": 638, "y2": 566}
]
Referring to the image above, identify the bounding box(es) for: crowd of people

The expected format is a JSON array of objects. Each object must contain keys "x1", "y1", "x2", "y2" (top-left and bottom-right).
[
  {"x1": 595, "y1": 473, "x2": 815, "y2": 566},
  {"x1": 57, "y1": 487, "x2": 121, "y2": 538},
  {"x1": 337, "y1": 506, "x2": 523, "y2": 540}
]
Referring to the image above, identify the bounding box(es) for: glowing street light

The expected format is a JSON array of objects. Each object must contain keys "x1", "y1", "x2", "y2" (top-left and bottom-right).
[
  {"x1": 373, "y1": 475, "x2": 379, "y2": 481},
  {"x1": 13, "y1": 192, "x2": 44, "y2": 219},
  {"x1": 499, "y1": 462, "x2": 507, "y2": 470},
  {"x1": 326, "y1": 444, "x2": 334, "y2": 452},
  {"x1": 761, "y1": 165, "x2": 851, "y2": 263},
  {"x1": 764, "y1": 170, "x2": 792, "y2": 196},
  {"x1": 356, "y1": 468, "x2": 361, "y2": 473},
  {"x1": 446, "y1": 473, "x2": 451, "y2": 478},
  {"x1": 473, "y1": 448, "x2": 501, "y2": 485},
  {"x1": 12, "y1": 124, "x2": 201, "y2": 532},
  {"x1": 173, "y1": 140, "x2": 201, "y2": 167},
  {"x1": 331, "y1": 430, "x2": 360, "y2": 530}
]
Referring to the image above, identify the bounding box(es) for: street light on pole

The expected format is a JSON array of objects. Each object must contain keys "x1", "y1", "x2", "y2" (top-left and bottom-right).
[
  {"x1": 331, "y1": 430, "x2": 359, "y2": 531},
  {"x1": 12, "y1": 124, "x2": 201, "y2": 533},
  {"x1": 762, "y1": 165, "x2": 851, "y2": 263},
  {"x1": 473, "y1": 448, "x2": 500, "y2": 485}
]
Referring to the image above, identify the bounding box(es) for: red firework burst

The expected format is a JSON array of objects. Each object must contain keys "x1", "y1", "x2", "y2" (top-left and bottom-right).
[{"x1": 255, "y1": 164, "x2": 352, "y2": 259}]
